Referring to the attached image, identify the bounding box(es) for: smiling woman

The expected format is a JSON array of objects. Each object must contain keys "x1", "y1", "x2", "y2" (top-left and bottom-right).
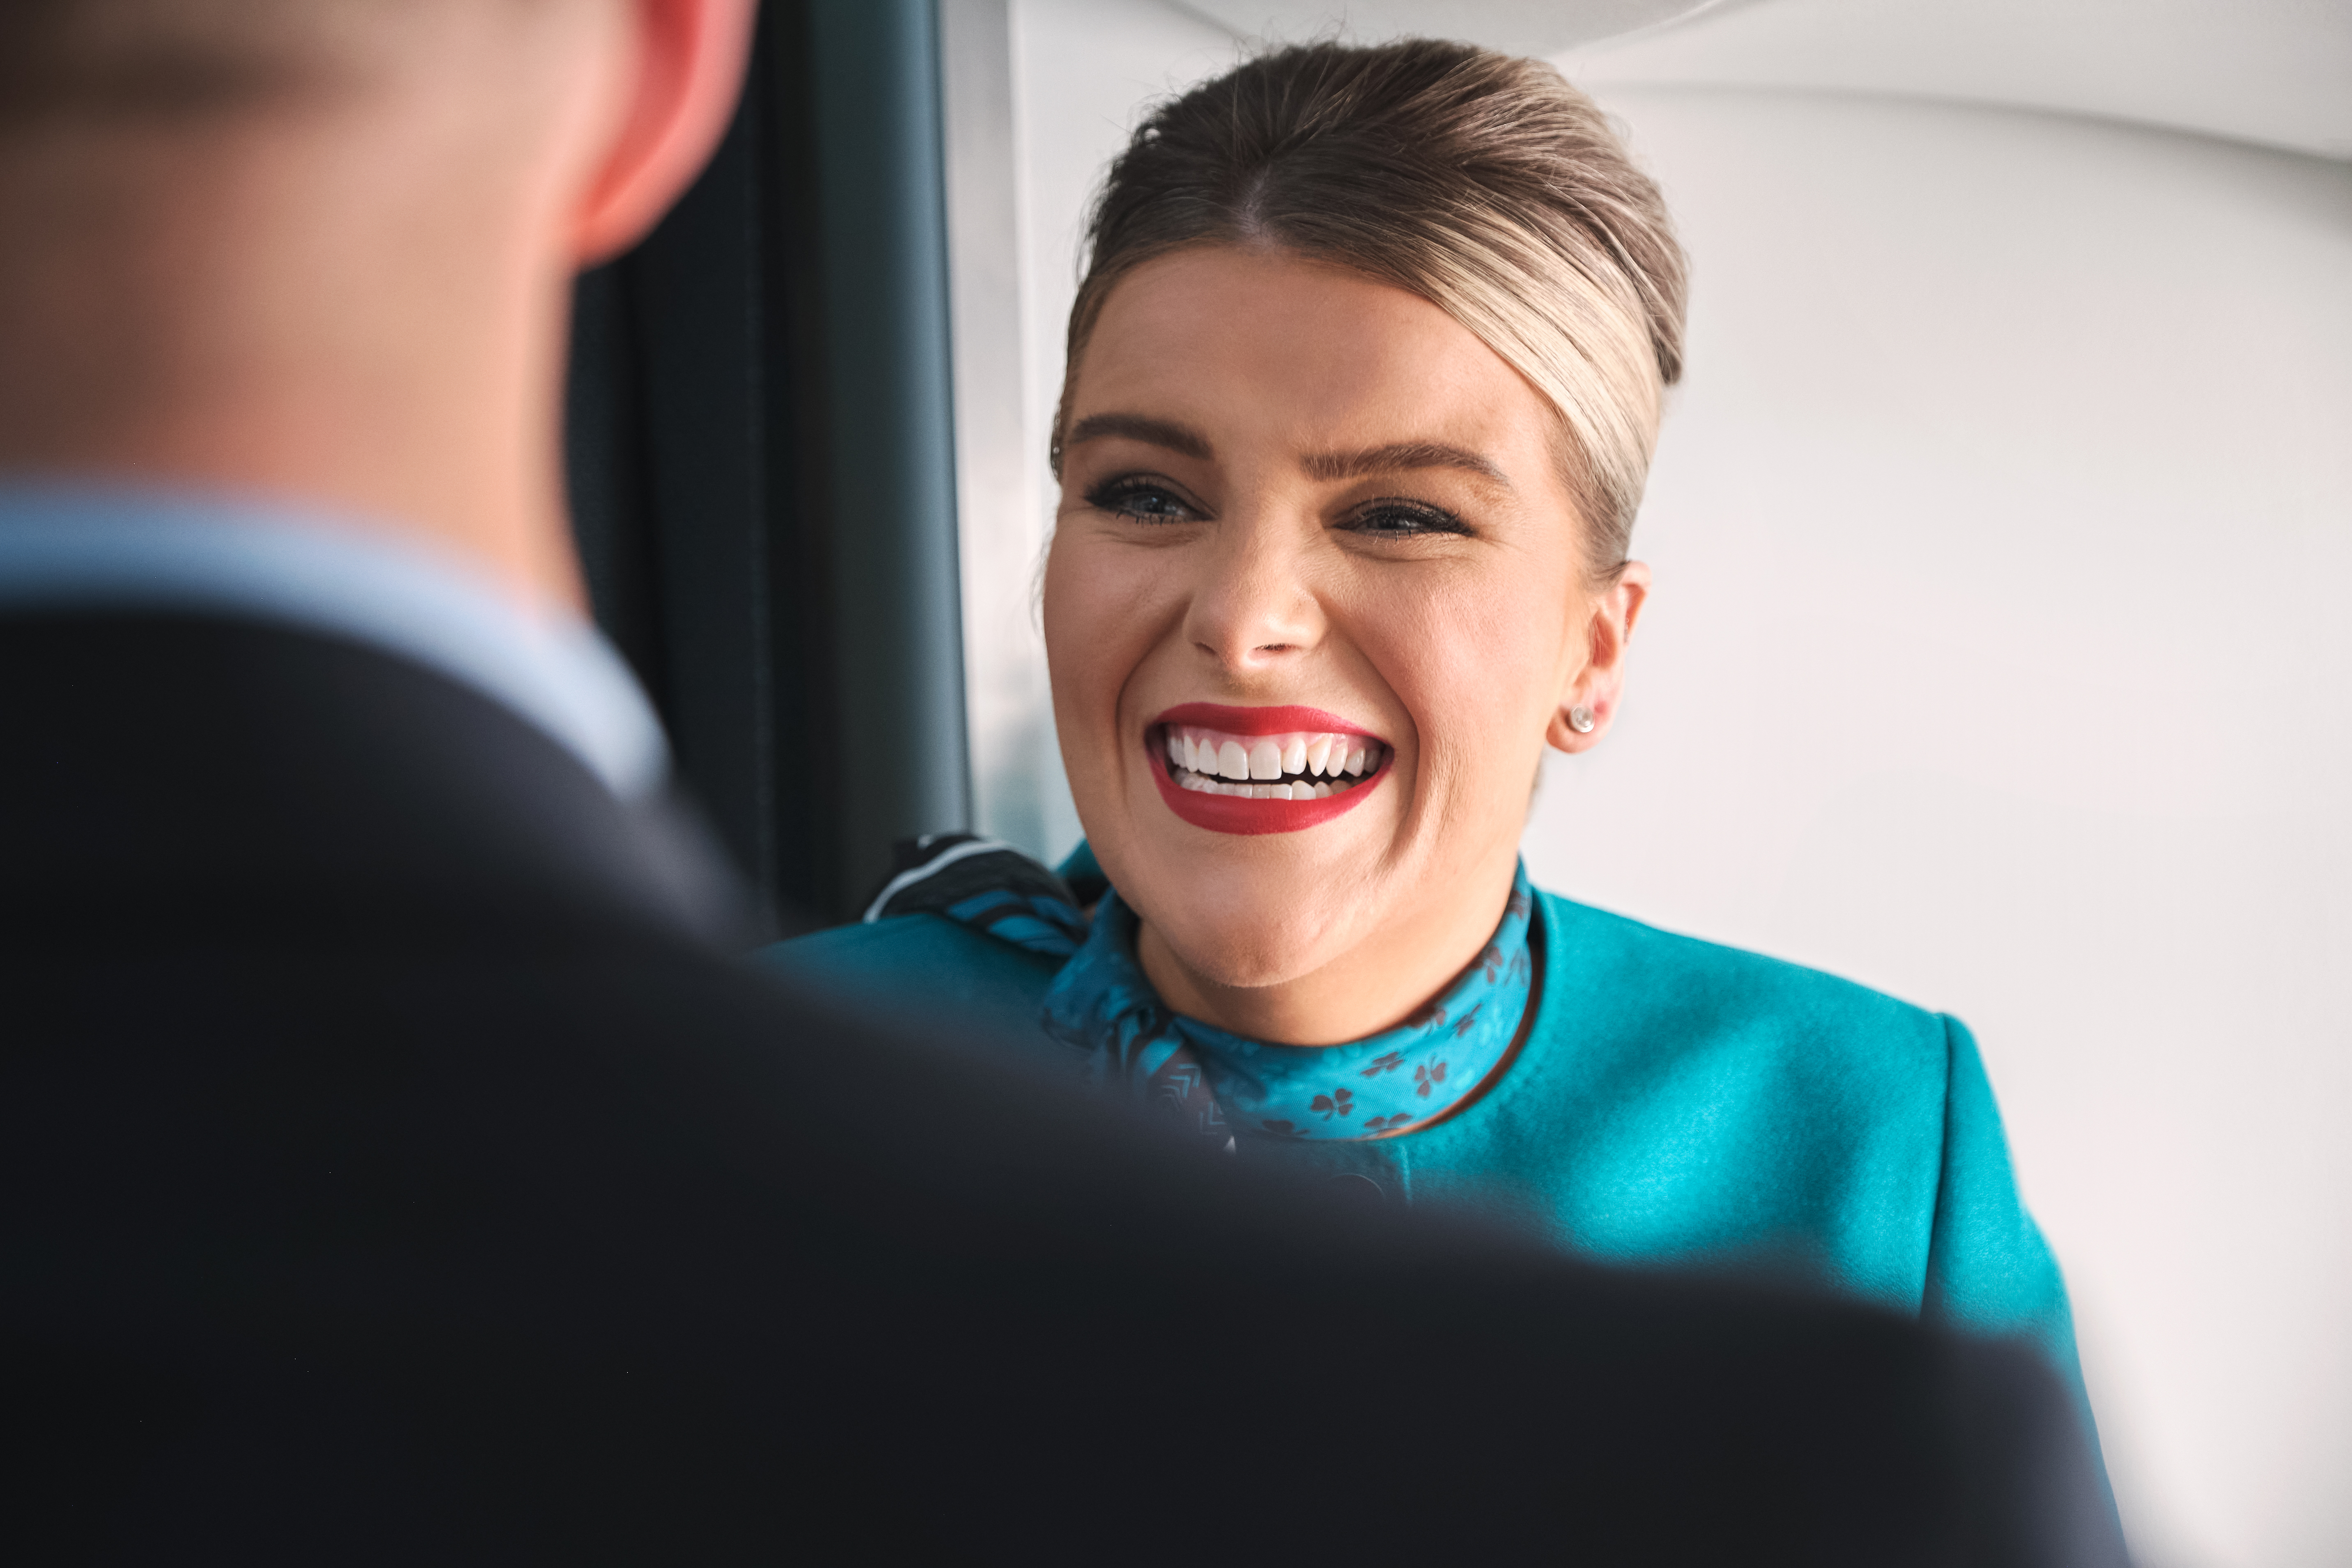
[
  {"x1": 1046, "y1": 244, "x2": 1629, "y2": 1046},
  {"x1": 759, "y1": 34, "x2": 2107, "y2": 1493}
]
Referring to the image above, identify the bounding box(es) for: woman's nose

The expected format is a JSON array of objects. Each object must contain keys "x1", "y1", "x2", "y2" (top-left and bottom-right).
[{"x1": 1181, "y1": 517, "x2": 1325, "y2": 673}]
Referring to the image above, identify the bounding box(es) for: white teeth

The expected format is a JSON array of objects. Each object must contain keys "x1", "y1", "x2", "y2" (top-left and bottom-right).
[{"x1": 1163, "y1": 722, "x2": 1384, "y2": 799}]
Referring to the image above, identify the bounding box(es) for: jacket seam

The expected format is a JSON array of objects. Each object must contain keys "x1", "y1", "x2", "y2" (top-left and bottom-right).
[{"x1": 1920, "y1": 1012, "x2": 1959, "y2": 1317}]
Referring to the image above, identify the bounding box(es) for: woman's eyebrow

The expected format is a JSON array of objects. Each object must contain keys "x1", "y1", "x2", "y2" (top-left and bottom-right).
[
  {"x1": 1300, "y1": 441, "x2": 1510, "y2": 485},
  {"x1": 1064, "y1": 413, "x2": 1212, "y2": 459}
]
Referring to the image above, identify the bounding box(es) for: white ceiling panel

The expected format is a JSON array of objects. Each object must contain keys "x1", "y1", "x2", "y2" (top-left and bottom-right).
[
  {"x1": 1173, "y1": 0, "x2": 2352, "y2": 161},
  {"x1": 1558, "y1": 0, "x2": 2352, "y2": 161},
  {"x1": 1175, "y1": 0, "x2": 1742, "y2": 57}
]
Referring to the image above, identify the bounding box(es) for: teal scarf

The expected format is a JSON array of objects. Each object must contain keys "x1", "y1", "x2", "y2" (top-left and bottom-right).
[
  {"x1": 862, "y1": 836, "x2": 1537, "y2": 1146},
  {"x1": 1042, "y1": 863, "x2": 1539, "y2": 1146}
]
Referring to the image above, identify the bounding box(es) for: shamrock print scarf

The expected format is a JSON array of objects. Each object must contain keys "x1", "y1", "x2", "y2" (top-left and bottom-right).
[
  {"x1": 862, "y1": 835, "x2": 1538, "y2": 1146},
  {"x1": 1037, "y1": 862, "x2": 1538, "y2": 1146}
]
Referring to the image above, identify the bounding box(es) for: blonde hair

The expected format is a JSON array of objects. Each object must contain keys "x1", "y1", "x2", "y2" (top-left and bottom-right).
[{"x1": 1054, "y1": 39, "x2": 1687, "y2": 582}]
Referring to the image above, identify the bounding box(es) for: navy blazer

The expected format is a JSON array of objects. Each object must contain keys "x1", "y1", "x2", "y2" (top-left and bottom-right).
[{"x1": 0, "y1": 608, "x2": 2124, "y2": 1564}]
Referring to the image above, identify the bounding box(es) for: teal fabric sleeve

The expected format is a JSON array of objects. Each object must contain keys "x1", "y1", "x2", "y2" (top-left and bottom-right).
[
  {"x1": 750, "y1": 914, "x2": 1069, "y2": 1065},
  {"x1": 1925, "y1": 1016, "x2": 2112, "y2": 1511},
  {"x1": 1923, "y1": 1018, "x2": 2076, "y2": 1356},
  {"x1": 751, "y1": 882, "x2": 2112, "y2": 1511}
]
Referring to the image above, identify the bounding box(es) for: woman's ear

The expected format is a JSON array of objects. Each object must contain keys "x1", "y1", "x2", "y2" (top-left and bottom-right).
[
  {"x1": 1546, "y1": 562, "x2": 1649, "y2": 753},
  {"x1": 571, "y1": 0, "x2": 759, "y2": 265}
]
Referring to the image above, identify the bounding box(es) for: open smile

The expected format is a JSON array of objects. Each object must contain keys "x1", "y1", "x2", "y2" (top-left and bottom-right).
[{"x1": 1147, "y1": 703, "x2": 1391, "y2": 835}]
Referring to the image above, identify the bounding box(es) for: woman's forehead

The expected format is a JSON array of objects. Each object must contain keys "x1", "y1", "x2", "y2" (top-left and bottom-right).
[{"x1": 1072, "y1": 246, "x2": 1555, "y2": 464}]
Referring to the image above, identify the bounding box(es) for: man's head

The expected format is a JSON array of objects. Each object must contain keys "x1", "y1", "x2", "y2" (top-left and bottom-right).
[{"x1": 0, "y1": 0, "x2": 756, "y2": 608}]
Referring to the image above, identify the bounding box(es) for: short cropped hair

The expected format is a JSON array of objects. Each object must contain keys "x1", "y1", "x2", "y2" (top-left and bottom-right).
[
  {"x1": 1055, "y1": 39, "x2": 1688, "y2": 583},
  {"x1": 0, "y1": 0, "x2": 382, "y2": 127}
]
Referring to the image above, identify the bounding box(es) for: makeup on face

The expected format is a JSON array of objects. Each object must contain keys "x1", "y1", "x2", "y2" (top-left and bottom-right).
[
  {"x1": 1147, "y1": 703, "x2": 1390, "y2": 835},
  {"x1": 1042, "y1": 248, "x2": 1596, "y2": 1029}
]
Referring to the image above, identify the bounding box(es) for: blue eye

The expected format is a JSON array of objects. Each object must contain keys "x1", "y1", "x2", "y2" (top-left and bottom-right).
[
  {"x1": 1087, "y1": 478, "x2": 1202, "y2": 523},
  {"x1": 1345, "y1": 500, "x2": 1472, "y2": 537}
]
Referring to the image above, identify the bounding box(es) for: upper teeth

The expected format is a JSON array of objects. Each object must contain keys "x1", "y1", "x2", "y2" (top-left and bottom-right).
[{"x1": 1161, "y1": 725, "x2": 1382, "y2": 799}]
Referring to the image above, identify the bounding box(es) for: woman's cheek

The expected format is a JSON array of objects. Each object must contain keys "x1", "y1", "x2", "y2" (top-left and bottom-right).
[
  {"x1": 1042, "y1": 535, "x2": 1108, "y2": 670},
  {"x1": 1402, "y1": 575, "x2": 1563, "y2": 798},
  {"x1": 1039, "y1": 537, "x2": 1098, "y2": 745},
  {"x1": 1044, "y1": 531, "x2": 1156, "y2": 753}
]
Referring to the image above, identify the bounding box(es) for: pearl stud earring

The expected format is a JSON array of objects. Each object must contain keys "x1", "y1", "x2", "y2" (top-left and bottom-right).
[{"x1": 1568, "y1": 705, "x2": 1595, "y2": 734}]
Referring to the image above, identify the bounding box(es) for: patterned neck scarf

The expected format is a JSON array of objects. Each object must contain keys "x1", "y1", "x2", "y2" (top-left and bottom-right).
[
  {"x1": 1038, "y1": 862, "x2": 1538, "y2": 1146},
  {"x1": 861, "y1": 835, "x2": 1538, "y2": 1146}
]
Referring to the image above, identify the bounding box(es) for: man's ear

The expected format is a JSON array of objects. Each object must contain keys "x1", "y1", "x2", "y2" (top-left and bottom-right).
[
  {"x1": 1545, "y1": 563, "x2": 1649, "y2": 754},
  {"x1": 572, "y1": 0, "x2": 759, "y2": 265}
]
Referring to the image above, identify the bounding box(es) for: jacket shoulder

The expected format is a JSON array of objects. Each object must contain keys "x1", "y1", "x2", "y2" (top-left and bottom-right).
[
  {"x1": 1463, "y1": 892, "x2": 1965, "y2": 1309},
  {"x1": 752, "y1": 914, "x2": 1064, "y2": 1048},
  {"x1": 1536, "y1": 889, "x2": 1948, "y2": 1069}
]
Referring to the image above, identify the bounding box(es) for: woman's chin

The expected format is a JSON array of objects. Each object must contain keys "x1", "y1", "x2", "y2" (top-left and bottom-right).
[
  {"x1": 1136, "y1": 895, "x2": 1366, "y2": 996},
  {"x1": 1092, "y1": 772, "x2": 1406, "y2": 990}
]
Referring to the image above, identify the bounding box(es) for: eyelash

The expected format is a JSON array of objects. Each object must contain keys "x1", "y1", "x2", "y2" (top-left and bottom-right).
[
  {"x1": 1087, "y1": 476, "x2": 1474, "y2": 538},
  {"x1": 1085, "y1": 476, "x2": 1200, "y2": 523},
  {"x1": 1342, "y1": 498, "x2": 1474, "y2": 538}
]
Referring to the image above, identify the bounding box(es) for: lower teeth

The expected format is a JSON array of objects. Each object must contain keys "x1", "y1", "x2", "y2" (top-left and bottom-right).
[{"x1": 1174, "y1": 772, "x2": 1355, "y2": 800}]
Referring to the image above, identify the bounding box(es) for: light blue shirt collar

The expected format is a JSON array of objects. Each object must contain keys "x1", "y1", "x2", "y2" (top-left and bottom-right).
[{"x1": 0, "y1": 483, "x2": 669, "y2": 800}]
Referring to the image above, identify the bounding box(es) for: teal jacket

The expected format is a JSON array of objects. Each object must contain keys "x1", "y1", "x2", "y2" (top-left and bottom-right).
[{"x1": 760, "y1": 870, "x2": 2097, "y2": 1450}]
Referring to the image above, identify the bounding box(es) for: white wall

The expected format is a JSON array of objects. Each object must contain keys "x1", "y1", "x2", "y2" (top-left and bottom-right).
[
  {"x1": 955, "y1": 4, "x2": 2352, "y2": 1561},
  {"x1": 950, "y1": 0, "x2": 1242, "y2": 862},
  {"x1": 1520, "y1": 88, "x2": 2352, "y2": 1568}
]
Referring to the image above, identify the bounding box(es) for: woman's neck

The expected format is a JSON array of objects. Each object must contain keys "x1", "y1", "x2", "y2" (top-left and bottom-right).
[{"x1": 1132, "y1": 852, "x2": 1521, "y2": 1046}]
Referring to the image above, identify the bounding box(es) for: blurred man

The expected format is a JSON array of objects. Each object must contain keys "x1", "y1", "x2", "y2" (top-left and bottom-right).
[{"x1": 0, "y1": 3, "x2": 2122, "y2": 1561}]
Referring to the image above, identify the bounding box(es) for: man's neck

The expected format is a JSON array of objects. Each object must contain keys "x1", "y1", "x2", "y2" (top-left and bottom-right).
[{"x1": 0, "y1": 78, "x2": 590, "y2": 615}]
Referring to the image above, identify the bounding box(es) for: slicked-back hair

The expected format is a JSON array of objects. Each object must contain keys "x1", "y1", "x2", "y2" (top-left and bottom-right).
[
  {"x1": 0, "y1": 0, "x2": 385, "y2": 128},
  {"x1": 1055, "y1": 39, "x2": 1688, "y2": 583}
]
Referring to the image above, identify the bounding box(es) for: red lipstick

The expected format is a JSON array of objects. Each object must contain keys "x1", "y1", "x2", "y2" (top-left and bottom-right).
[{"x1": 1146, "y1": 703, "x2": 1391, "y2": 837}]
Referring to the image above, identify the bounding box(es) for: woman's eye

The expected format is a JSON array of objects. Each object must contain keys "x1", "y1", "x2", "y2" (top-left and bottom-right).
[
  {"x1": 1343, "y1": 500, "x2": 1472, "y2": 537},
  {"x1": 1087, "y1": 479, "x2": 1201, "y2": 523}
]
